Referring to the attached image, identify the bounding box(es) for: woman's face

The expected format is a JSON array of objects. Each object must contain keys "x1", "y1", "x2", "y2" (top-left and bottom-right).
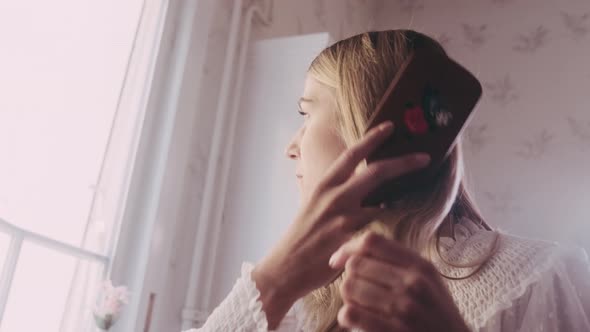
[{"x1": 285, "y1": 75, "x2": 347, "y2": 203}]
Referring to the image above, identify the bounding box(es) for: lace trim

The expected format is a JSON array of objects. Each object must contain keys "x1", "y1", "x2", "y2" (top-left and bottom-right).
[
  {"x1": 435, "y1": 222, "x2": 563, "y2": 330},
  {"x1": 472, "y1": 242, "x2": 564, "y2": 329},
  {"x1": 241, "y1": 262, "x2": 269, "y2": 331}
]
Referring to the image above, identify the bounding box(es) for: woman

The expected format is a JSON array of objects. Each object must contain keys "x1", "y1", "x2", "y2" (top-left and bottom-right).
[{"x1": 186, "y1": 30, "x2": 590, "y2": 331}]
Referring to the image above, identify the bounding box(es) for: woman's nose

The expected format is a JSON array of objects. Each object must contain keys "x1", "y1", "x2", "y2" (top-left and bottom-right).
[{"x1": 285, "y1": 133, "x2": 300, "y2": 160}]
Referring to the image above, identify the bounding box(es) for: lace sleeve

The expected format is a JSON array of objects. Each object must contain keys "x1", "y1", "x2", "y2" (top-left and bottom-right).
[
  {"x1": 480, "y1": 246, "x2": 590, "y2": 332},
  {"x1": 182, "y1": 262, "x2": 302, "y2": 332}
]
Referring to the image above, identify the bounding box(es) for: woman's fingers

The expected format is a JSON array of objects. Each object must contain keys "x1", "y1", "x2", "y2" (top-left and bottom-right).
[
  {"x1": 344, "y1": 254, "x2": 406, "y2": 291},
  {"x1": 340, "y1": 153, "x2": 430, "y2": 204},
  {"x1": 320, "y1": 121, "x2": 394, "y2": 189},
  {"x1": 337, "y1": 303, "x2": 411, "y2": 332},
  {"x1": 340, "y1": 266, "x2": 428, "y2": 323},
  {"x1": 329, "y1": 232, "x2": 422, "y2": 269},
  {"x1": 340, "y1": 265, "x2": 396, "y2": 314},
  {"x1": 336, "y1": 252, "x2": 436, "y2": 332}
]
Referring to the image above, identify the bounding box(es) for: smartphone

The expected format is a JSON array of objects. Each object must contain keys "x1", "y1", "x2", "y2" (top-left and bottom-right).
[{"x1": 361, "y1": 46, "x2": 483, "y2": 207}]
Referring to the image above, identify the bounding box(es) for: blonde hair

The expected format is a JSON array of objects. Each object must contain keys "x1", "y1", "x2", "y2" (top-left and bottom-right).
[{"x1": 303, "y1": 30, "x2": 498, "y2": 332}]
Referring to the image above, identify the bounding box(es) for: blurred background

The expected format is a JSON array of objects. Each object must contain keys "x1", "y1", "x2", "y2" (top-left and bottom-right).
[{"x1": 0, "y1": 0, "x2": 588, "y2": 331}]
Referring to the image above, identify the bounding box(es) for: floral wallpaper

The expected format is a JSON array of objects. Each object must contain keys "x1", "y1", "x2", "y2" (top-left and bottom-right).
[{"x1": 244, "y1": 0, "x2": 590, "y2": 249}]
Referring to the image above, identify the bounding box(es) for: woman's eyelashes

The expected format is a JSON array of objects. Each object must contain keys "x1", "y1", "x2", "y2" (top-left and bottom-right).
[{"x1": 298, "y1": 110, "x2": 309, "y2": 118}]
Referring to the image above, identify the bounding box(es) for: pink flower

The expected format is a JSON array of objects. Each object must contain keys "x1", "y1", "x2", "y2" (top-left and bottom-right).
[
  {"x1": 93, "y1": 279, "x2": 130, "y2": 329},
  {"x1": 404, "y1": 105, "x2": 429, "y2": 134}
]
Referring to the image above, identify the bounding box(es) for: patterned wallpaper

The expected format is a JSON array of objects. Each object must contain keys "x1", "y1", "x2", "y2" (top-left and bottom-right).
[{"x1": 243, "y1": 0, "x2": 590, "y2": 249}]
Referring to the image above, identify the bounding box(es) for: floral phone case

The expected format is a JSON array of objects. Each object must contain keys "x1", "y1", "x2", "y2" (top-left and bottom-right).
[{"x1": 362, "y1": 46, "x2": 482, "y2": 207}]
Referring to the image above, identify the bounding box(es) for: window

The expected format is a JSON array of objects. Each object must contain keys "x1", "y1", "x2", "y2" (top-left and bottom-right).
[{"x1": 0, "y1": 1, "x2": 157, "y2": 331}]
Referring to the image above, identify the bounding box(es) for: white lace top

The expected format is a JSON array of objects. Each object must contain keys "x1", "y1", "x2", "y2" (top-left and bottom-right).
[{"x1": 184, "y1": 221, "x2": 590, "y2": 331}]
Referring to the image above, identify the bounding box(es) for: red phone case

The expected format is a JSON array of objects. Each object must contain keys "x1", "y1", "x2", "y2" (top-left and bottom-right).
[{"x1": 362, "y1": 47, "x2": 482, "y2": 207}]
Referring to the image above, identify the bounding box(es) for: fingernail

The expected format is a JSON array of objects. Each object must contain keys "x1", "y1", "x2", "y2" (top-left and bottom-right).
[
  {"x1": 378, "y1": 121, "x2": 393, "y2": 132},
  {"x1": 329, "y1": 250, "x2": 341, "y2": 268},
  {"x1": 414, "y1": 153, "x2": 431, "y2": 165}
]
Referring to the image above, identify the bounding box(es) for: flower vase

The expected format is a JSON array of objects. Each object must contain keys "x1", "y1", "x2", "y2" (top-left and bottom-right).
[{"x1": 94, "y1": 312, "x2": 118, "y2": 332}]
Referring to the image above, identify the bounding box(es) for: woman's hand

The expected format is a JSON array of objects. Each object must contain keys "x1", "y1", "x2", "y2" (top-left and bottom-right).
[
  {"x1": 252, "y1": 121, "x2": 431, "y2": 328},
  {"x1": 328, "y1": 232, "x2": 470, "y2": 332}
]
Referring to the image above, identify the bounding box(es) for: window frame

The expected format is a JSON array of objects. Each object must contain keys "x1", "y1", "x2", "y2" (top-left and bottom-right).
[
  {"x1": 105, "y1": 0, "x2": 221, "y2": 331},
  {"x1": 0, "y1": 219, "x2": 110, "y2": 322}
]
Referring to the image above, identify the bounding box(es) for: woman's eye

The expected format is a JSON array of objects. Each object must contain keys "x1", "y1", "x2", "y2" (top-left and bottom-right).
[{"x1": 298, "y1": 110, "x2": 308, "y2": 117}]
